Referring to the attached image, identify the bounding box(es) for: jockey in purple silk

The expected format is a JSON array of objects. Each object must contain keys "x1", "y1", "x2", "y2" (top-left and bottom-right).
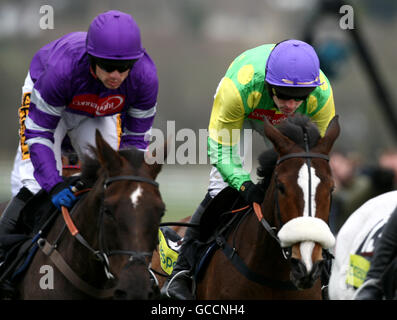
[{"x1": 1, "y1": 11, "x2": 158, "y2": 261}]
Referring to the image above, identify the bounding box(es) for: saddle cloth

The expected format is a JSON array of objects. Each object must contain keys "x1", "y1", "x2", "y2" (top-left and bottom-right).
[{"x1": 158, "y1": 227, "x2": 182, "y2": 275}]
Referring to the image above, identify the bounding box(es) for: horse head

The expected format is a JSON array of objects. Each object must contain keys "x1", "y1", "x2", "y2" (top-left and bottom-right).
[
  {"x1": 85, "y1": 130, "x2": 166, "y2": 299},
  {"x1": 263, "y1": 115, "x2": 339, "y2": 289}
]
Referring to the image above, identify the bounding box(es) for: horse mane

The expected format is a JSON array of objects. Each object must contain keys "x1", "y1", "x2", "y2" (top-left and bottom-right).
[
  {"x1": 257, "y1": 114, "x2": 321, "y2": 189},
  {"x1": 79, "y1": 146, "x2": 145, "y2": 186},
  {"x1": 275, "y1": 114, "x2": 321, "y2": 149}
]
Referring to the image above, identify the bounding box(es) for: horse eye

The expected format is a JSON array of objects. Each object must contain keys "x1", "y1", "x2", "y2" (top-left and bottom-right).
[
  {"x1": 103, "y1": 206, "x2": 114, "y2": 218},
  {"x1": 277, "y1": 182, "x2": 286, "y2": 194},
  {"x1": 159, "y1": 207, "x2": 166, "y2": 218}
]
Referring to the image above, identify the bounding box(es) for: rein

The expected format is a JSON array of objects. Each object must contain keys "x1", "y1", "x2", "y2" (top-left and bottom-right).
[{"x1": 38, "y1": 174, "x2": 158, "y2": 299}]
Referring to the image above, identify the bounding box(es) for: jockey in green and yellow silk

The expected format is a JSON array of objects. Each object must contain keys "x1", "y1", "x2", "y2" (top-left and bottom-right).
[
  {"x1": 208, "y1": 42, "x2": 335, "y2": 194},
  {"x1": 163, "y1": 39, "x2": 336, "y2": 300}
]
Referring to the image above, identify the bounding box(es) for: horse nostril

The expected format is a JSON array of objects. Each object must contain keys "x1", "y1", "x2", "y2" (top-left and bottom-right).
[
  {"x1": 113, "y1": 289, "x2": 127, "y2": 300},
  {"x1": 310, "y1": 260, "x2": 324, "y2": 280},
  {"x1": 290, "y1": 258, "x2": 307, "y2": 278}
]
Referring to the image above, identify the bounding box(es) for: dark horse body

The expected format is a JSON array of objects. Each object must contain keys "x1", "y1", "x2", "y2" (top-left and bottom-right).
[
  {"x1": 196, "y1": 115, "x2": 340, "y2": 299},
  {"x1": 2, "y1": 131, "x2": 165, "y2": 299}
]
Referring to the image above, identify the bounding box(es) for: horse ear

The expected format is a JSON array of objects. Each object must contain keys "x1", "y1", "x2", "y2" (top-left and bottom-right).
[
  {"x1": 144, "y1": 136, "x2": 171, "y2": 180},
  {"x1": 95, "y1": 129, "x2": 123, "y2": 174},
  {"x1": 263, "y1": 117, "x2": 295, "y2": 155},
  {"x1": 312, "y1": 115, "x2": 340, "y2": 155}
]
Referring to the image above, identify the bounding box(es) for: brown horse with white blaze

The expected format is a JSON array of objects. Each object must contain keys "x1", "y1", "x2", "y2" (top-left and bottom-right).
[{"x1": 197, "y1": 115, "x2": 340, "y2": 299}]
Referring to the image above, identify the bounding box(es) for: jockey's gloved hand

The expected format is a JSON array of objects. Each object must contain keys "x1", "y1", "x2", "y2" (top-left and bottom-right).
[
  {"x1": 239, "y1": 181, "x2": 263, "y2": 205},
  {"x1": 50, "y1": 182, "x2": 77, "y2": 210}
]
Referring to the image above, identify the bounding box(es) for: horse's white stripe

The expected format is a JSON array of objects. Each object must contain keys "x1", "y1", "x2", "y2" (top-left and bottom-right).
[
  {"x1": 296, "y1": 164, "x2": 321, "y2": 272},
  {"x1": 297, "y1": 163, "x2": 320, "y2": 217},
  {"x1": 300, "y1": 241, "x2": 315, "y2": 272},
  {"x1": 130, "y1": 185, "x2": 143, "y2": 208}
]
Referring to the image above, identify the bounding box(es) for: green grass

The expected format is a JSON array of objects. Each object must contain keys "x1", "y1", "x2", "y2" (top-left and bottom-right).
[{"x1": 157, "y1": 164, "x2": 211, "y2": 222}]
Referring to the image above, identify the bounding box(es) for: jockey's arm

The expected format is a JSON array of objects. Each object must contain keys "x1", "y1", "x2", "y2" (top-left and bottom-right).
[
  {"x1": 24, "y1": 69, "x2": 66, "y2": 193},
  {"x1": 119, "y1": 67, "x2": 158, "y2": 151},
  {"x1": 207, "y1": 77, "x2": 251, "y2": 191},
  {"x1": 307, "y1": 72, "x2": 336, "y2": 137}
]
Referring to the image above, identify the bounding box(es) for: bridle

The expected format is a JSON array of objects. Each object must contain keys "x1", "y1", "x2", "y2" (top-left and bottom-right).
[
  {"x1": 38, "y1": 174, "x2": 160, "y2": 298},
  {"x1": 213, "y1": 142, "x2": 330, "y2": 290},
  {"x1": 220, "y1": 133, "x2": 332, "y2": 290},
  {"x1": 98, "y1": 175, "x2": 159, "y2": 277},
  {"x1": 255, "y1": 131, "x2": 330, "y2": 259}
]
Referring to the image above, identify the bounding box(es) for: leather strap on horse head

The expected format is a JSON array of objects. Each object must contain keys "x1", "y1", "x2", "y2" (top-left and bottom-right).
[
  {"x1": 38, "y1": 238, "x2": 114, "y2": 299},
  {"x1": 40, "y1": 193, "x2": 116, "y2": 298},
  {"x1": 54, "y1": 182, "x2": 154, "y2": 296},
  {"x1": 253, "y1": 202, "x2": 282, "y2": 246}
]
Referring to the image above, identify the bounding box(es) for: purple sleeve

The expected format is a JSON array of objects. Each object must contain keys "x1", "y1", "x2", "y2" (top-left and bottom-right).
[
  {"x1": 30, "y1": 143, "x2": 63, "y2": 192},
  {"x1": 120, "y1": 57, "x2": 158, "y2": 150},
  {"x1": 25, "y1": 62, "x2": 69, "y2": 192}
]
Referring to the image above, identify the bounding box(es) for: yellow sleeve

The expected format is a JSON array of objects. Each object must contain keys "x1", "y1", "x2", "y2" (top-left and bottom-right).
[
  {"x1": 207, "y1": 77, "x2": 251, "y2": 190},
  {"x1": 310, "y1": 94, "x2": 335, "y2": 136},
  {"x1": 208, "y1": 77, "x2": 245, "y2": 146},
  {"x1": 307, "y1": 73, "x2": 336, "y2": 137}
]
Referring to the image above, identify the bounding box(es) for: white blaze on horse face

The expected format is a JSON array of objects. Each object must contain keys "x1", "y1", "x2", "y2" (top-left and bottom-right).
[
  {"x1": 297, "y1": 163, "x2": 321, "y2": 217},
  {"x1": 296, "y1": 163, "x2": 321, "y2": 272},
  {"x1": 300, "y1": 241, "x2": 315, "y2": 272},
  {"x1": 130, "y1": 185, "x2": 143, "y2": 208}
]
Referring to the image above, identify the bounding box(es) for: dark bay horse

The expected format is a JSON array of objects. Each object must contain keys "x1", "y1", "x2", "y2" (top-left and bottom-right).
[
  {"x1": 11, "y1": 130, "x2": 165, "y2": 299},
  {"x1": 197, "y1": 115, "x2": 340, "y2": 299}
]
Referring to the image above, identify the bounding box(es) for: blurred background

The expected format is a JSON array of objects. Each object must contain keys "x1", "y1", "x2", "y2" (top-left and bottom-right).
[{"x1": 0, "y1": 0, "x2": 397, "y2": 226}]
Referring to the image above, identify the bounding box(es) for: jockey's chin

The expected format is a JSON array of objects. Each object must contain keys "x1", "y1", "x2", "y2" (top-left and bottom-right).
[{"x1": 103, "y1": 80, "x2": 122, "y2": 90}]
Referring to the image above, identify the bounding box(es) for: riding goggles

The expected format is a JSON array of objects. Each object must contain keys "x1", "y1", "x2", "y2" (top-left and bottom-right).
[
  {"x1": 272, "y1": 88, "x2": 308, "y2": 102},
  {"x1": 93, "y1": 56, "x2": 137, "y2": 73}
]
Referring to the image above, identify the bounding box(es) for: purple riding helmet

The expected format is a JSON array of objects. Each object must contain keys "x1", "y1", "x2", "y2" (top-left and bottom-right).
[
  {"x1": 86, "y1": 10, "x2": 144, "y2": 60},
  {"x1": 265, "y1": 39, "x2": 323, "y2": 97}
]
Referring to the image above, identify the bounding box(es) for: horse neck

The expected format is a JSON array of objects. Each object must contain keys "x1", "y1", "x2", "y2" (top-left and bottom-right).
[
  {"x1": 53, "y1": 187, "x2": 107, "y2": 283},
  {"x1": 258, "y1": 180, "x2": 278, "y2": 248},
  {"x1": 262, "y1": 179, "x2": 277, "y2": 224},
  {"x1": 72, "y1": 188, "x2": 103, "y2": 249}
]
